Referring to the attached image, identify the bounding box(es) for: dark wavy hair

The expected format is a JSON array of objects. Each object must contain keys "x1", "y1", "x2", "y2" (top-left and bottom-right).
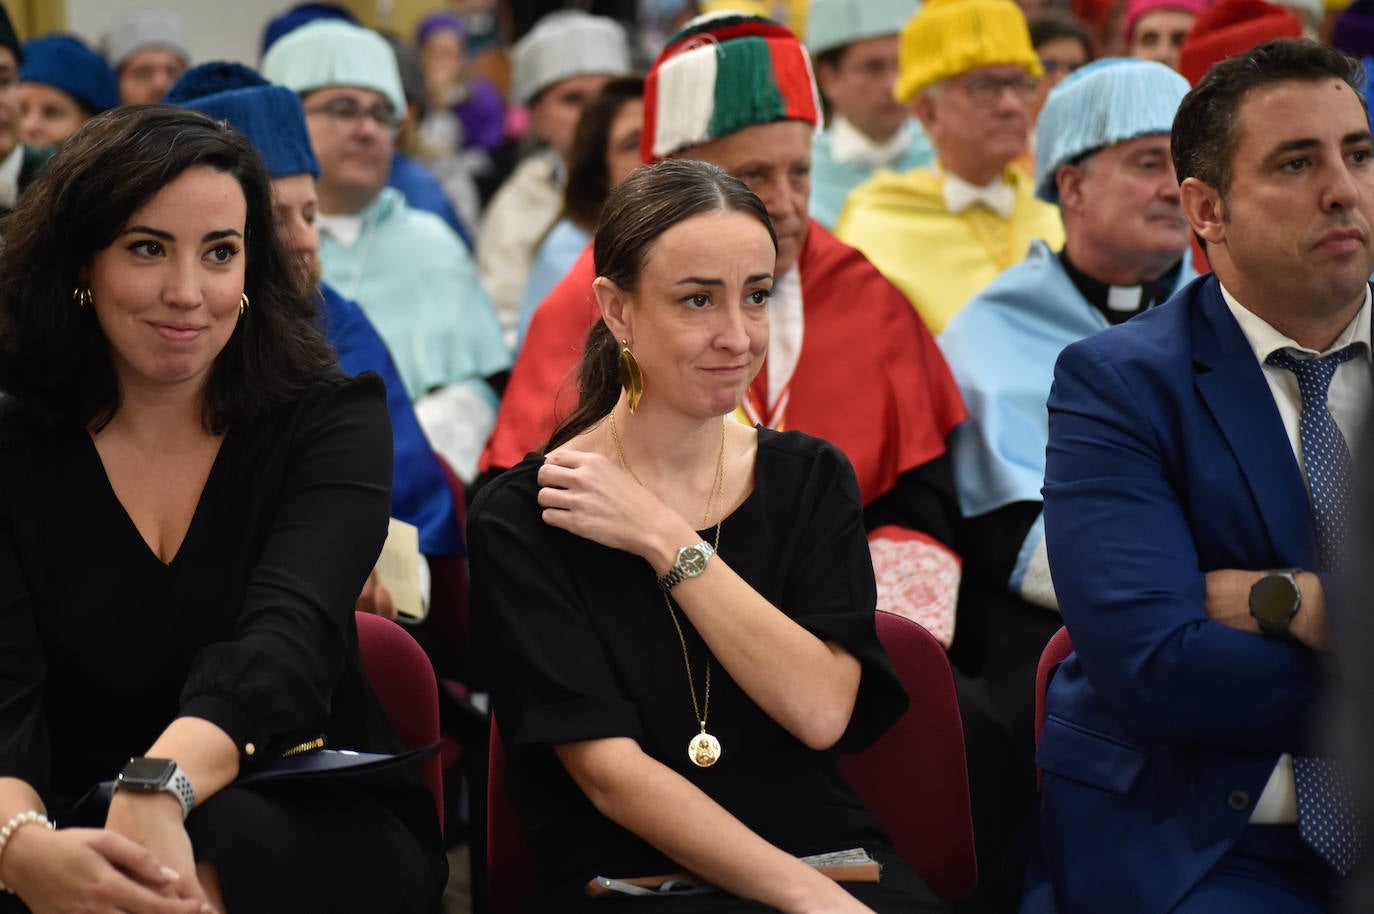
[
  {"x1": 544, "y1": 159, "x2": 776, "y2": 451},
  {"x1": 0, "y1": 104, "x2": 337, "y2": 433},
  {"x1": 563, "y1": 76, "x2": 645, "y2": 232}
]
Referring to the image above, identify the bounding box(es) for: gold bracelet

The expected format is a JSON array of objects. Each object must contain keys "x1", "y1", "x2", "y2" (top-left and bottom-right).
[{"x1": 0, "y1": 810, "x2": 55, "y2": 893}]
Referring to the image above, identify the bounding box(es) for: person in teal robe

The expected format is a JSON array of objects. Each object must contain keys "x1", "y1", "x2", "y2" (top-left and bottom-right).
[{"x1": 804, "y1": 0, "x2": 933, "y2": 229}]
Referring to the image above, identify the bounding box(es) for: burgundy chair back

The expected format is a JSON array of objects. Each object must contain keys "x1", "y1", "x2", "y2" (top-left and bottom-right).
[
  {"x1": 355, "y1": 611, "x2": 445, "y2": 832},
  {"x1": 1034, "y1": 626, "x2": 1075, "y2": 789},
  {"x1": 1034, "y1": 626, "x2": 1075, "y2": 749},
  {"x1": 836, "y1": 610, "x2": 977, "y2": 902},
  {"x1": 486, "y1": 715, "x2": 532, "y2": 914}
]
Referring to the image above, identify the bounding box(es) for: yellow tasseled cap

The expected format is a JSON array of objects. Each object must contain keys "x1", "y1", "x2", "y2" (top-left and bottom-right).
[
  {"x1": 894, "y1": 0, "x2": 1042, "y2": 101},
  {"x1": 700, "y1": 0, "x2": 775, "y2": 15}
]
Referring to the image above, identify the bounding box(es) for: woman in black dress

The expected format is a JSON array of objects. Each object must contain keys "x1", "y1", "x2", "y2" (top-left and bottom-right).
[
  {"x1": 0, "y1": 107, "x2": 445, "y2": 912},
  {"x1": 470, "y1": 160, "x2": 946, "y2": 913}
]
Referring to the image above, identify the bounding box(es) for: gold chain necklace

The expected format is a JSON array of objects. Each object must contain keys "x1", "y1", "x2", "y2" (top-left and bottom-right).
[{"x1": 609, "y1": 411, "x2": 727, "y2": 767}]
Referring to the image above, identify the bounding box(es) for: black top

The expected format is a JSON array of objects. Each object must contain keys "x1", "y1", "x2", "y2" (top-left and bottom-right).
[
  {"x1": 470, "y1": 428, "x2": 911, "y2": 903},
  {"x1": 0, "y1": 373, "x2": 404, "y2": 809}
]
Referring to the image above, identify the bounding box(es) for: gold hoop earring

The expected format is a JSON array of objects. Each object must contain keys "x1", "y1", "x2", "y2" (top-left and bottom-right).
[
  {"x1": 72, "y1": 286, "x2": 91, "y2": 309},
  {"x1": 618, "y1": 340, "x2": 643, "y2": 414},
  {"x1": 239, "y1": 292, "x2": 249, "y2": 317}
]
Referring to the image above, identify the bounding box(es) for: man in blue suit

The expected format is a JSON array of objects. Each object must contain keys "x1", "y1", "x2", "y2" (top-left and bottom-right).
[{"x1": 1027, "y1": 39, "x2": 1372, "y2": 913}]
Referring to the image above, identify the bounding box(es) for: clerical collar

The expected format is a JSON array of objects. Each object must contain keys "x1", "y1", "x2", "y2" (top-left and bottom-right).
[{"x1": 1059, "y1": 248, "x2": 1182, "y2": 325}]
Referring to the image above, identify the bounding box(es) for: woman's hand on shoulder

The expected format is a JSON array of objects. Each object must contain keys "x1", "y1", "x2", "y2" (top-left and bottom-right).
[
  {"x1": 2, "y1": 824, "x2": 212, "y2": 914},
  {"x1": 538, "y1": 448, "x2": 693, "y2": 569}
]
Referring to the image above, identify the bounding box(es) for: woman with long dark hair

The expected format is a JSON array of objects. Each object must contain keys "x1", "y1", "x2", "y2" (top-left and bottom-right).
[
  {"x1": 0, "y1": 106, "x2": 445, "y2": 913},
  {"x1": 470, "y1": 159, "x2": 944, "y2": 913}
]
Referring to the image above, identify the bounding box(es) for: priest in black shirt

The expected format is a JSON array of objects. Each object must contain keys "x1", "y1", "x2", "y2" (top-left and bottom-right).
[{"x1": 934, "y1": 56, "x2": 1195, "y2": 901}]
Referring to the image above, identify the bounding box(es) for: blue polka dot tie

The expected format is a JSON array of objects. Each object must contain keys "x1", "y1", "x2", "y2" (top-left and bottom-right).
[
  {"x1": 1292, "y1": 756, "x2": 1365, "y2": 874},
  {"x1": 1266, "y1": 345, "x2": 1361, "y2": 571},
  {"x1": 1267, "y1": 344, "x2": 1366, "y2": 875}
]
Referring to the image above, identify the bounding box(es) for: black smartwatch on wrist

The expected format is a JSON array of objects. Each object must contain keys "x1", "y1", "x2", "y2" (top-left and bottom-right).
[
  {"x1": 1249, "y1": 568, "x2": 1302, "y2": 639},
  {"x1": 115, "y1": 757, "x2": 195, "y2": 820}
]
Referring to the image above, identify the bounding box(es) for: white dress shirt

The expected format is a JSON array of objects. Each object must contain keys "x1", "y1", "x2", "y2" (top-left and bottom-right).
[
  {"x1": 941, "y1": 170, "x2": 1015, "y2": 218},
  {"x1": 0, "y1": 143, "x2": 25, "y2": 212},
  {"x1": 766, "y1": 266, "x2": 804, "y2": 411},
  {"x1": 829, "y1": 116, "x2": 918, "y2": 171},
  {"x1": 1219, "y1": 281, "x2": 1372, "y2": 824}
]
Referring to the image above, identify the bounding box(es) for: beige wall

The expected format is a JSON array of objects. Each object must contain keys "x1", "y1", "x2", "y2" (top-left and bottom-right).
[
  {"x1": 62, "y1": 0, "x2": 314, "y2": 65},
  {"x1": 344, "y1": 0, "x2": 444, "y2": 39},
  {"x1": 8, "y1": 0, "x2": 66, "y2": 38},
  {"x1": 57, "y1": 0, "x2": 456, "y2": 66}
]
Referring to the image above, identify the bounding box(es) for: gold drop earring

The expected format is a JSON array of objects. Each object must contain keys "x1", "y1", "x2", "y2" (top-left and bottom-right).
[{"x1": 618, "y1": 339, "x2": 643, "y2": 414}]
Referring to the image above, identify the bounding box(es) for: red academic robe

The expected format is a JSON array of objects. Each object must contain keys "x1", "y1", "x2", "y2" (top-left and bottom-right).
[{"x1": 481, "y1": 219, "x2": 965, "y2": 505}]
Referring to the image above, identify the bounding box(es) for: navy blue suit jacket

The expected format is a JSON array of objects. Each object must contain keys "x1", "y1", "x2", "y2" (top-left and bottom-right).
[{"x1": 1023, "y1": 275, "x2": 1331, "y2": 914}]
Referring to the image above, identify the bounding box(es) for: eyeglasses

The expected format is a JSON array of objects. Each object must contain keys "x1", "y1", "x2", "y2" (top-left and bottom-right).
[
  {"x1": 953, "y1": 73, "x2": 1039, "y2": 106},
  {"x1": 304, "y1": 97, "x2": 401, "y2": 133}
]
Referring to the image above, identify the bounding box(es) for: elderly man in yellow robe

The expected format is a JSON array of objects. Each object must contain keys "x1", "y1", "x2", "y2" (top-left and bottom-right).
[{"x1": 834, "y1": 0, "x2": 1064, "y2": 333}]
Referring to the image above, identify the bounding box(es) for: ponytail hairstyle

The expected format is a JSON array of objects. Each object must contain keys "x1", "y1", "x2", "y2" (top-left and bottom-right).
[{"x1": 543, "y1": 158, "x2": 776, "y2": 452}]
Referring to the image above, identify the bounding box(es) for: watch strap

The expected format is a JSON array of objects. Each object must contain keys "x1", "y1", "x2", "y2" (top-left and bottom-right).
[{"x1": 166, "y1": 765, "x2": 195, "y2": 819}]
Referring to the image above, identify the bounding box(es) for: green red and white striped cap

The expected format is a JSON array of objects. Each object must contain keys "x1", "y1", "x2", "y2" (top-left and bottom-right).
[{"x1": 641, "y1": 12, "x2": 821, "y2": 163}]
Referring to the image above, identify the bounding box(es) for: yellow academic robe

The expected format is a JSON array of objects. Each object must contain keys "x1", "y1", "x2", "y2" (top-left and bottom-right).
[{"x1": 834, "y1": 165, "x2": 1064, "y2": 333}]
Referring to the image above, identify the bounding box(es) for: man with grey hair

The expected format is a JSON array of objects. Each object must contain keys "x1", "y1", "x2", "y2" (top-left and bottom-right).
[
  {"x1": 834, "y1": 0, "x2": 1063, "y2": 333},
  {"x1": 939, "y1": 57, "x2": 1193, "y2": 619},
  {"x1": 935, "y1": 68, "x2": 1193, "y2": 859}
]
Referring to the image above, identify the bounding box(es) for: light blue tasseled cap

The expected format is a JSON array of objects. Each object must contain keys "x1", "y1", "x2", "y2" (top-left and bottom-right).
[
  {"x1": 804, "y1": 0, "x2": 920, "y2": 57},
  {"x1": 1033, "y1": 57, "x2": 1190, "y2": 204},
  {"x1": 261, "y1": 19, "x2": 404, "y2": 117}
]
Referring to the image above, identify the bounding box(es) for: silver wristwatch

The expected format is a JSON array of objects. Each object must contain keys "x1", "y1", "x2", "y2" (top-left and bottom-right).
[{"x1": 657, "y1": 541, "x2": 715, "y2": 592}]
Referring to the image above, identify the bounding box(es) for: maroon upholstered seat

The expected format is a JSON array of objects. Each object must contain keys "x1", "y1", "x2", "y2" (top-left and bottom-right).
[
  {"x1": 1034, "y1": 626, "x2": 1075, "y2": 749},
  {"x1": 486, "y1": 715, "x2": 531, "y2": 914},
  {"x1": 836, "y1": 609, "x2": 977, "y2": 902},
  {"x1": 1033, "y1": 626, "x2": 1075, "y2": 788},
  {"x1": 355, "y1": 611, "x2": 444, "y2": 833}
]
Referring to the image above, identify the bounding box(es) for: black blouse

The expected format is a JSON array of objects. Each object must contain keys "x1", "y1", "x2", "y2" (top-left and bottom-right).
[
  {"x1": 0, "y1": 373, "x2": 401, "y2": 810},
  {"x1": 469, "y1": 428, "x2": 910, "y2": 902}
]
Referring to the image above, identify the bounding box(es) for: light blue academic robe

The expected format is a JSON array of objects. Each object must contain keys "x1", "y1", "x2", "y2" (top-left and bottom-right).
[
  {"x1": 809, "y1": 118, "x2": 934, "y2": 229},
  {"x1": 514, "y1": 218, "x2": 593, "y2": 353},
  {"x1": 938, "y1": 240, "x2": 1194, "y2": 592},
  {"x1": 320, "y1": 281, "x2": 463, "y2": 557},
  {"x1": 388, "y1": 151, "x2": 471, "y2": 249},
  {"x1": 319, "y1": 187, "x2": 510, "y2": 408}
]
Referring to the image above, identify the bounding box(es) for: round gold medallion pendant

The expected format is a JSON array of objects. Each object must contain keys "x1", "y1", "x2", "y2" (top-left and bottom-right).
[{"x1": 688, "y1": 731, "x2": 721, "y2": 768}]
